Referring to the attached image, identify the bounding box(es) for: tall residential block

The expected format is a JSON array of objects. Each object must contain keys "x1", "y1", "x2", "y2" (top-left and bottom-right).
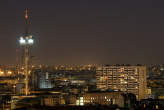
[{"x1": 96, "y1": 65, "x2": 147, "y2": 100}]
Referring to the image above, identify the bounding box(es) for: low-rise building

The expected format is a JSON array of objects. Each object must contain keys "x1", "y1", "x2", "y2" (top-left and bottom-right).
[{"x1": 82, "y1": 91, "x2": 124, "y2": 107}]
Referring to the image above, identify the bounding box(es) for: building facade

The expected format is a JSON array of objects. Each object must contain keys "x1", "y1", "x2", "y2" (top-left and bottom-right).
[
  {"x1": 43, "y1": 94, "x2": 65, "y2": 106},
  {"x1": 96, "y1": 65, "x2": 147, "y2": 100},
  {"x1": 30, "y1": 69, "x2": 54, "y2": 90},
  {"x1": 82, "y1": 91, "x2": 124, "y2": 107}
]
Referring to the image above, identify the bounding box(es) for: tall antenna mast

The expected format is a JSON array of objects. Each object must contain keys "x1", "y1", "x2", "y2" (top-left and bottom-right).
[
  {"x1": 18, "y1": 9, "x2": 35, "y2": 96},
  {"x1": 24, "y1": 8, "x2": 30, "y2": 96}
]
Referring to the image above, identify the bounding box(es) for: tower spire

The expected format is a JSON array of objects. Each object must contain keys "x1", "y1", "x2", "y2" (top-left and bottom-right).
[
  {"x1": 24, "y1": 8, "x2": 29, "y2": 35},
  {"x1": 25, "y1": 8, "x2": 28, "y2": 20}
]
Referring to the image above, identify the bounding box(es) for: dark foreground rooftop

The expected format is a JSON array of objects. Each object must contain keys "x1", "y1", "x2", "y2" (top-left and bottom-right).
[
  {"x1": 14, "y1": 105, "x2": 164, "y2": 110},
  {"x1": 14, "y1": 105, "x2": 123, "y2": 110}
]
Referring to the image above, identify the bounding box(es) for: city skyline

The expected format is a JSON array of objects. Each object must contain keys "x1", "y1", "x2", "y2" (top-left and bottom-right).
[
  {"x1": 1, "y1": 0, "x2": 164, "y2": 64},
  {"x1": 0, "y1": 1, "x2": 164, "y2": 109}
]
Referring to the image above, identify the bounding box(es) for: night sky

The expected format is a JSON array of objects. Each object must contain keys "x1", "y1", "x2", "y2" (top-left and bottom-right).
[{"x1": 1, "y1": 0, "x2": 164, "y2": 64}]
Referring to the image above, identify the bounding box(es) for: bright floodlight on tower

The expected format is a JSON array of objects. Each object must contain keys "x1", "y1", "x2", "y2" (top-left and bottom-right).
[
  {"x1": 19, "y1": 35, "x2": 34, "y2": 45},
  {"x1": 28, "y1": 38, "x2": 34, "y2": 44},
  {"x1": 19, "y1": 37, "x2": 26, "y2": 45}
]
